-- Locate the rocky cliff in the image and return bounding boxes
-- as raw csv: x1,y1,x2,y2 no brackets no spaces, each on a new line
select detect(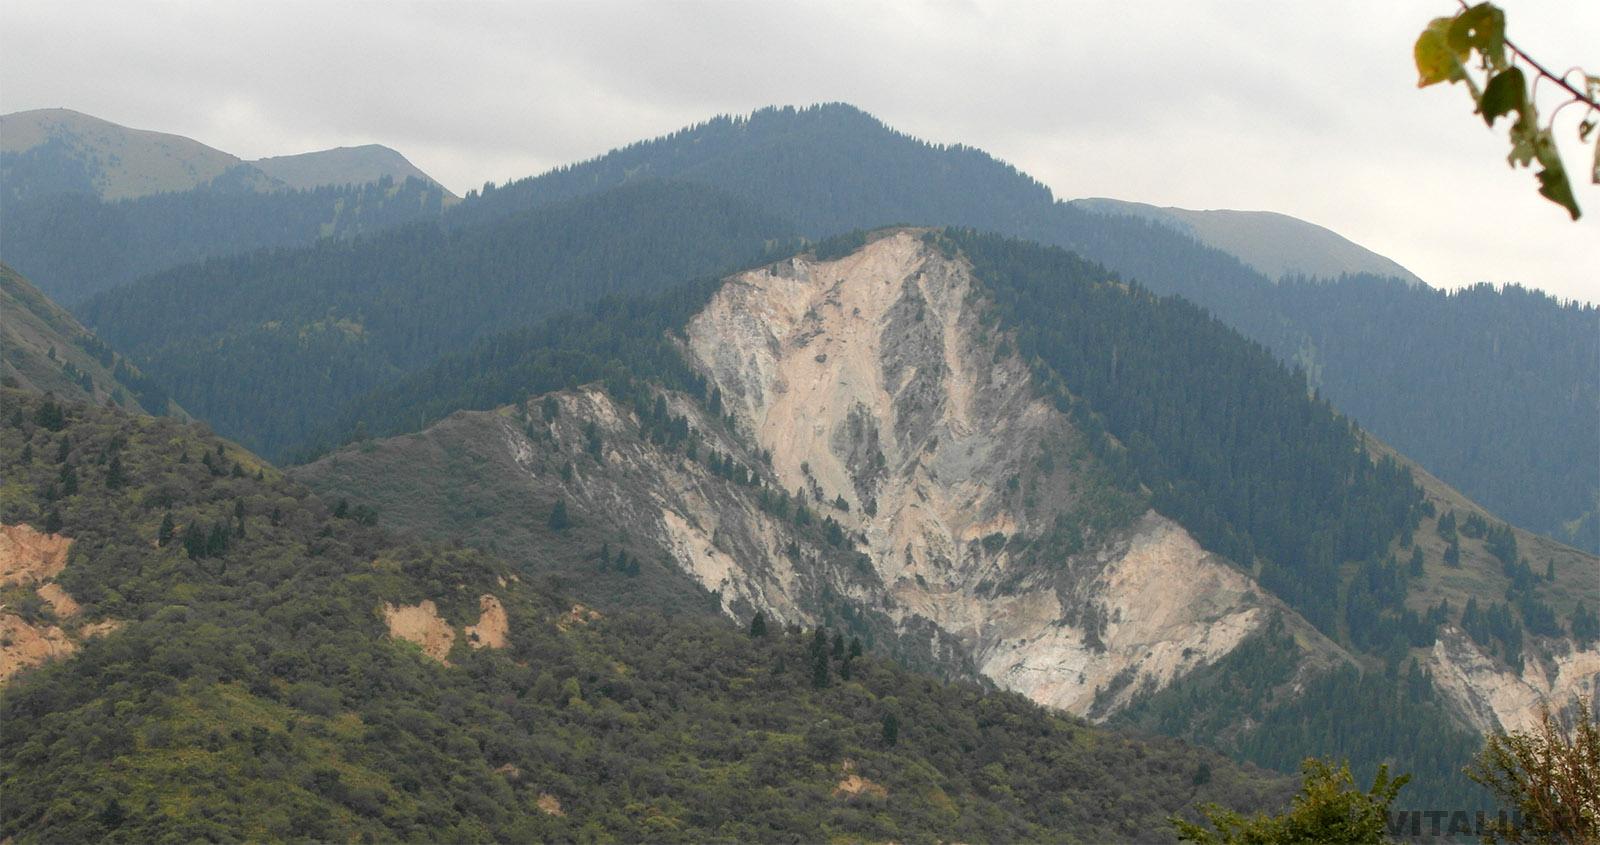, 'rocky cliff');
678,230,1345,717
